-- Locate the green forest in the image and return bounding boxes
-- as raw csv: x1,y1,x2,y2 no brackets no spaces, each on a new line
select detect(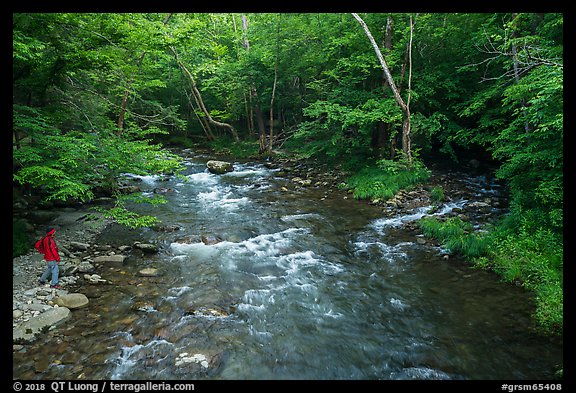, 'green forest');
12,13,563,335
